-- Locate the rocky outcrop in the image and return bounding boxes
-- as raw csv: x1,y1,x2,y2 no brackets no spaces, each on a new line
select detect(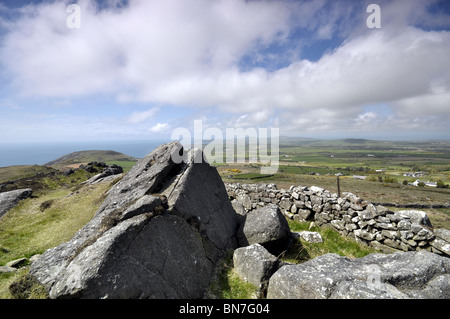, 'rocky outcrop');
226,183,448,257
20,149,449,299
79,162,124,184
0,188,32,219
233,244,284,297
237,204,291,255
267,251,450,299
28,142,238,299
